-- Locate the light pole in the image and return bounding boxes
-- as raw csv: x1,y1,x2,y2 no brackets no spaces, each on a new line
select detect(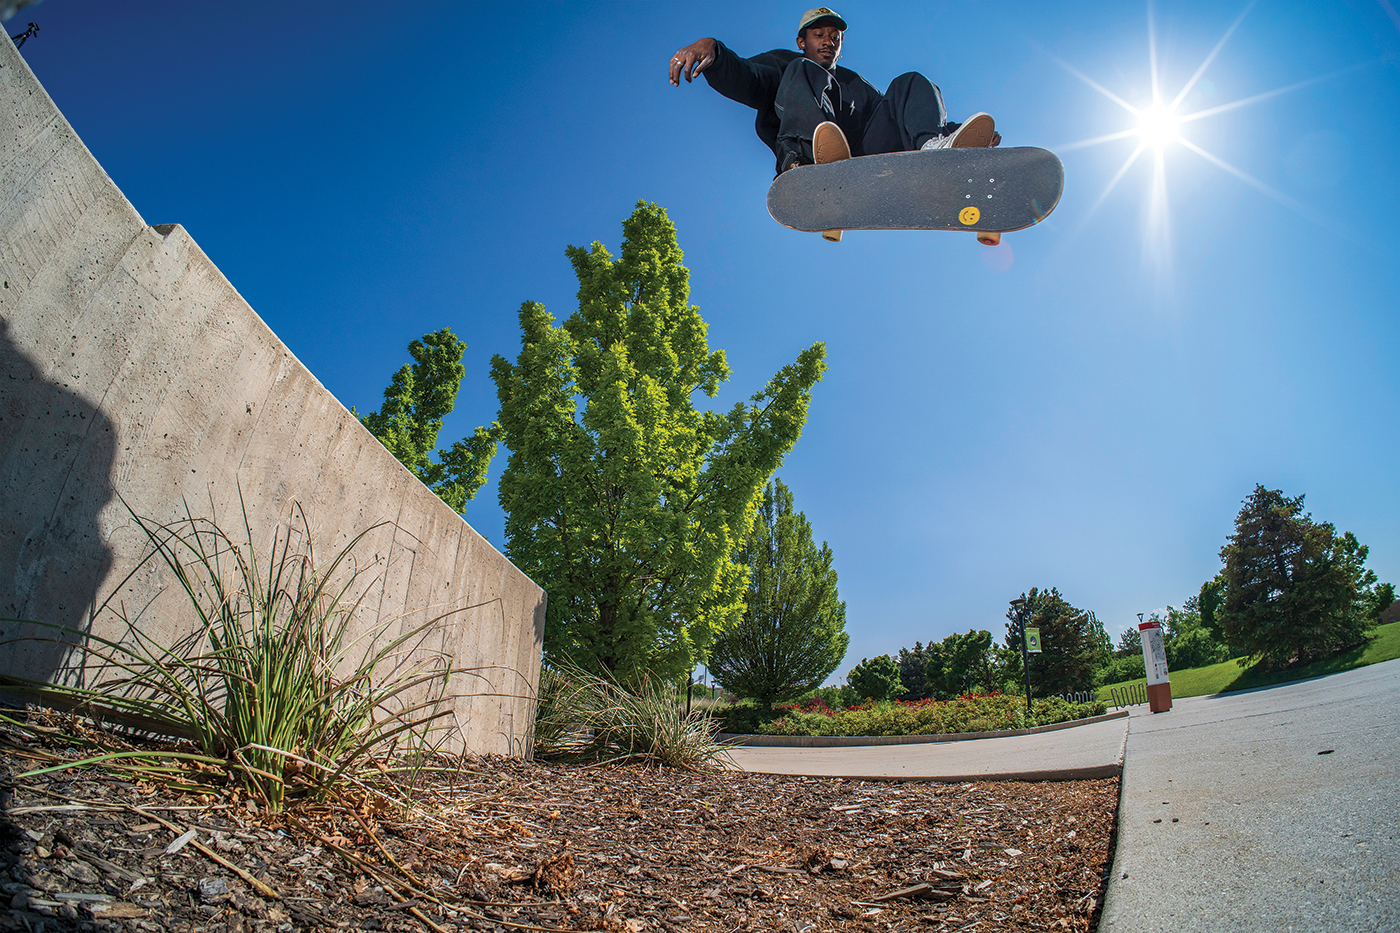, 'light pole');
1010,597,1031,719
